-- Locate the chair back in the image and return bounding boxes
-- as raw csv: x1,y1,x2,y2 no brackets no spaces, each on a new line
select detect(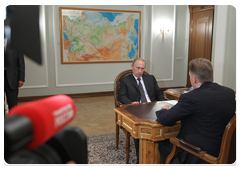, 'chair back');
113,69,149,108
166,114,236,164
218,114,236,164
